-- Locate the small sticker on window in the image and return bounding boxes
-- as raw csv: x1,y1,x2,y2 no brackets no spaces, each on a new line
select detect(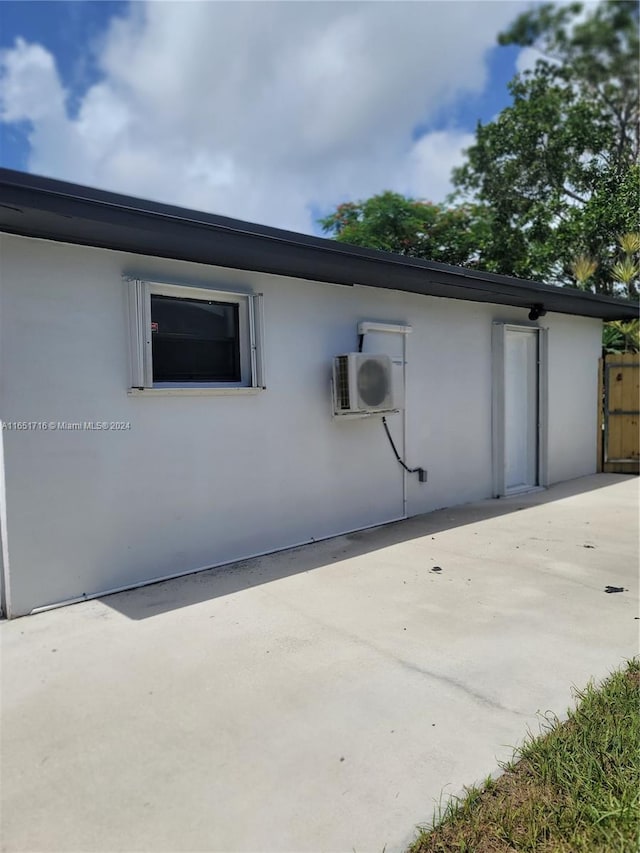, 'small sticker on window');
151,322,159,332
